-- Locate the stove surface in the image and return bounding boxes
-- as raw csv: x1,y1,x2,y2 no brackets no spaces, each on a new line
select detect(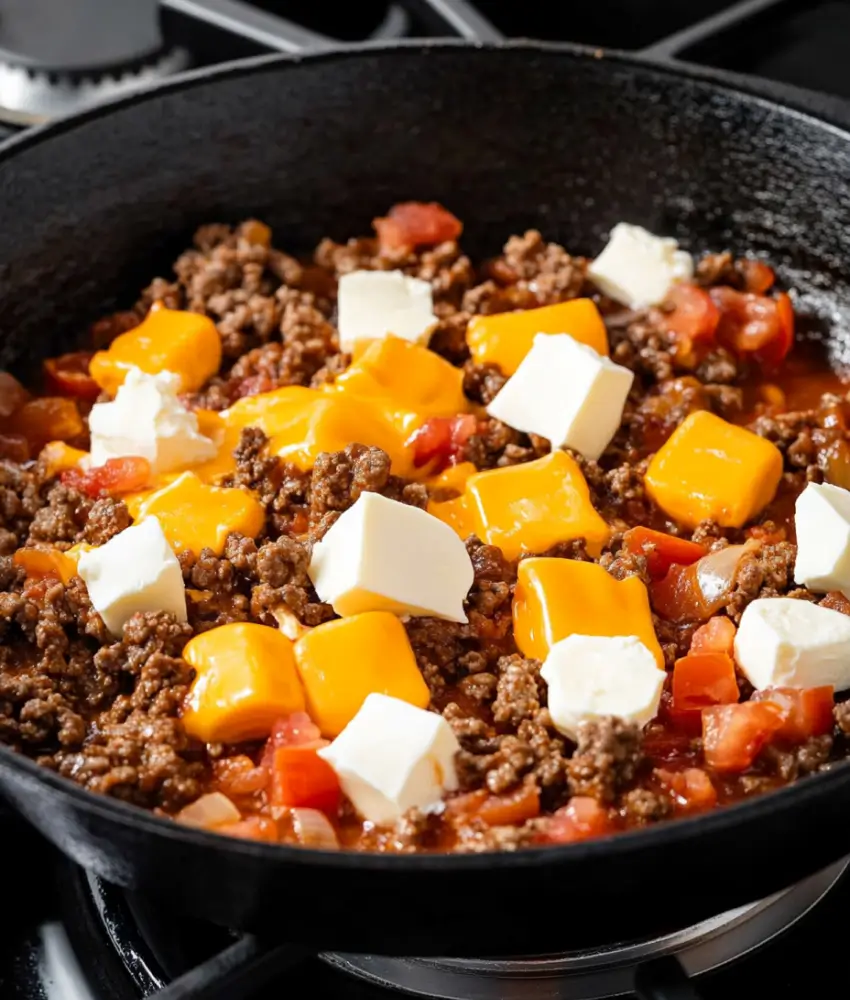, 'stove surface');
2,1,850,998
